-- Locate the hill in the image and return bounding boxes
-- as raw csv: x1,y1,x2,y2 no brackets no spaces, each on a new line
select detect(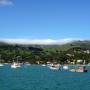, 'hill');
0,40,90,51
